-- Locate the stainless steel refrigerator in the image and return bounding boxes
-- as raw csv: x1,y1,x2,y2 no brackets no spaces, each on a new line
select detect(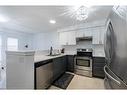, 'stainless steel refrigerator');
104,6,127,89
